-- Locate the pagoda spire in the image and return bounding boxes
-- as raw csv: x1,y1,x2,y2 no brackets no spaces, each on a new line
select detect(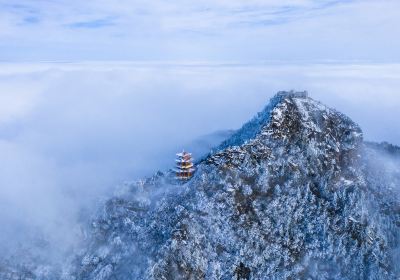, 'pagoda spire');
175,150,195,180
